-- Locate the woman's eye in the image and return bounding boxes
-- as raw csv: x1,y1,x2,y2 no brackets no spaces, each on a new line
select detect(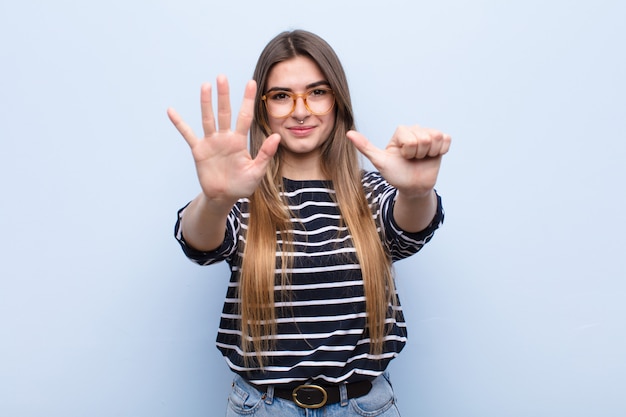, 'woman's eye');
310,89,328,97
270,92,290,101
